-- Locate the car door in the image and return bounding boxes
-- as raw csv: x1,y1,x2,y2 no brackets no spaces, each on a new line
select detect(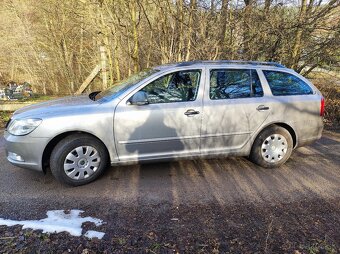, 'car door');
201,68,270,154
114,69,204,162
260,69,322,141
